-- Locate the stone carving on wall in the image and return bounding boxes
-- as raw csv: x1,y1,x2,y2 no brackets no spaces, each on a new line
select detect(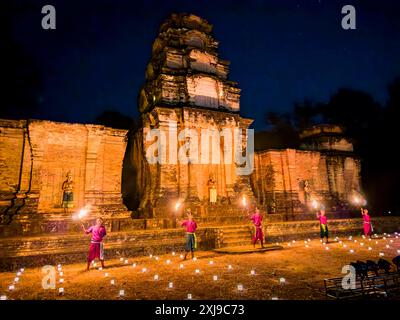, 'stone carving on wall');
61,172,74,212
208,176,217,204
303,179,311,202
